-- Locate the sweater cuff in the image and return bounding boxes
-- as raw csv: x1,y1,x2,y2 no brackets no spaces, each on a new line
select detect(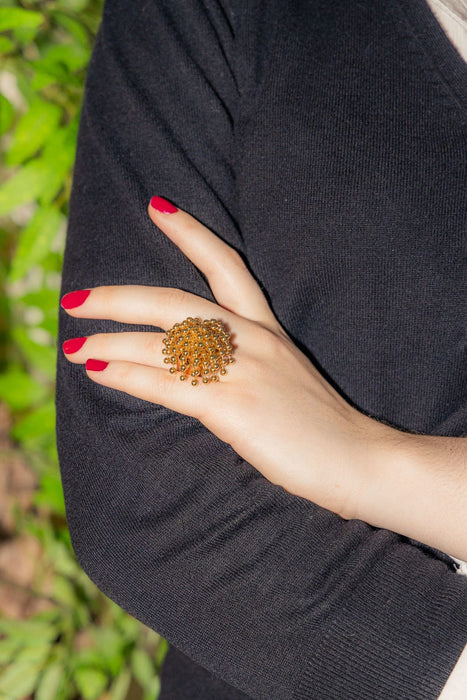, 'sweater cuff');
294,541,467,700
